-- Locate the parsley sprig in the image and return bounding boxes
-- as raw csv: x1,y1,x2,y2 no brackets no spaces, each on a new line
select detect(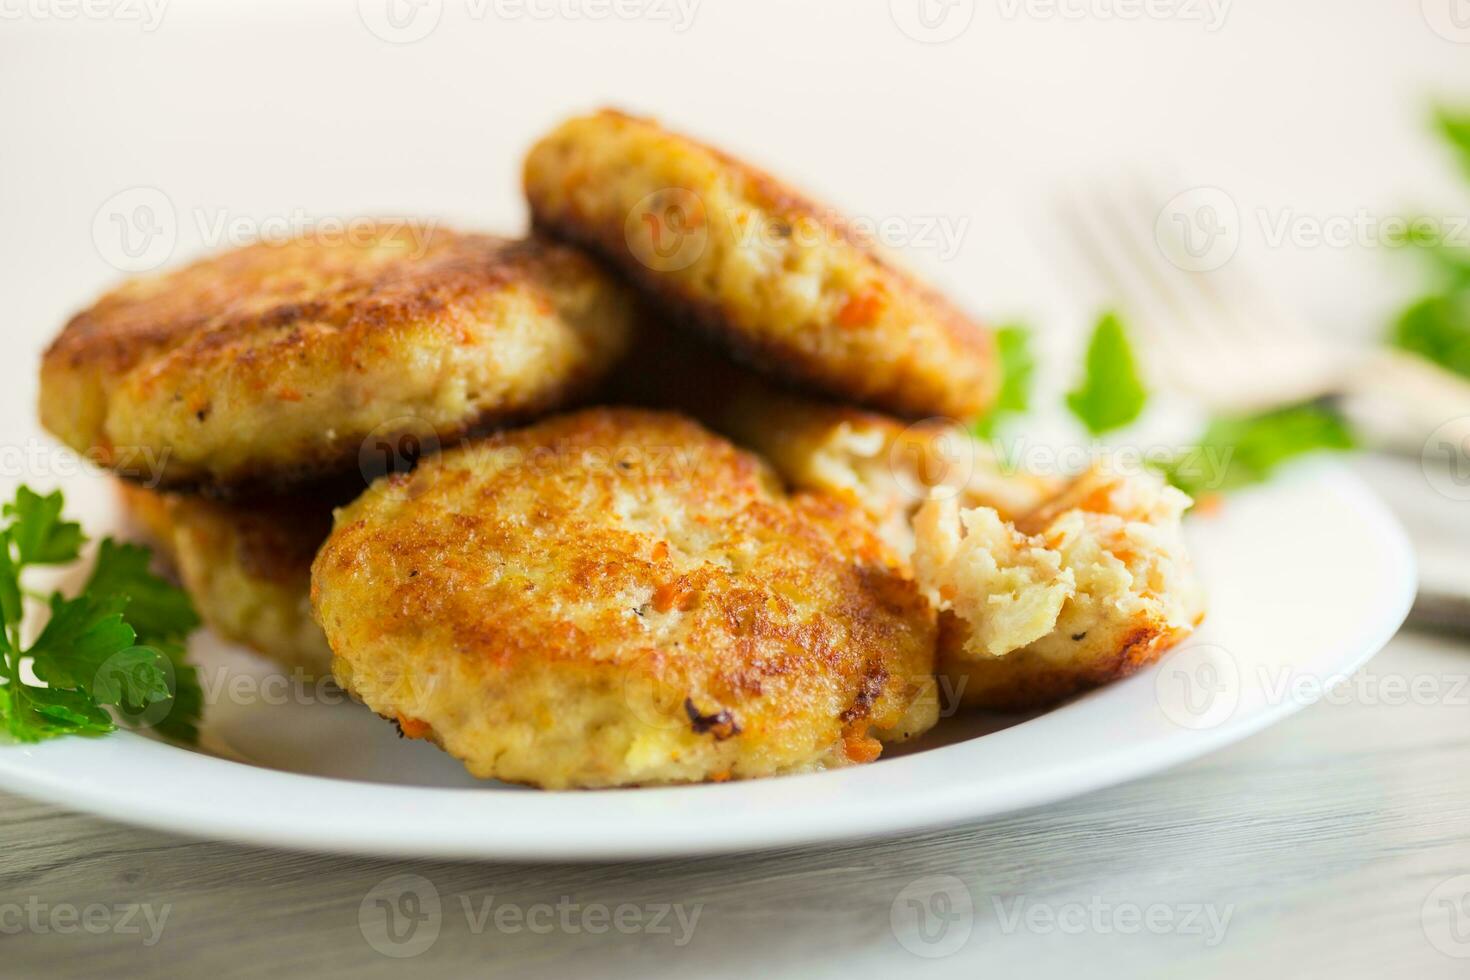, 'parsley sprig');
0,487,200,744
983,307,1351,497
1386,105,1470,380
974,324,1036,438
1066,311,1149,436
1161,401,1357,497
